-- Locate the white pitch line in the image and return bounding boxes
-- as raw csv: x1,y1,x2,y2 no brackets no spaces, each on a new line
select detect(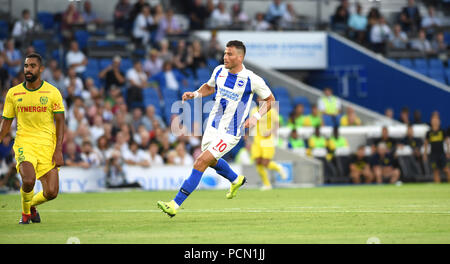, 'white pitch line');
1,209,450,215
